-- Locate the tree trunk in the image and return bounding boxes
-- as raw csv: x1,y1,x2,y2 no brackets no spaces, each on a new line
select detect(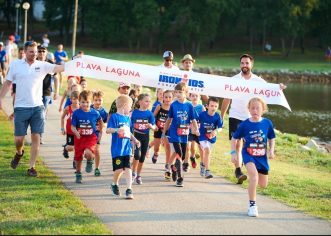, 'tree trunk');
285,36,296,58
181,41,185,54
80,5,85,37
195,41,201,56
300,36,305,54
136,38,140,52
281,37,286,57
262,20,266,52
